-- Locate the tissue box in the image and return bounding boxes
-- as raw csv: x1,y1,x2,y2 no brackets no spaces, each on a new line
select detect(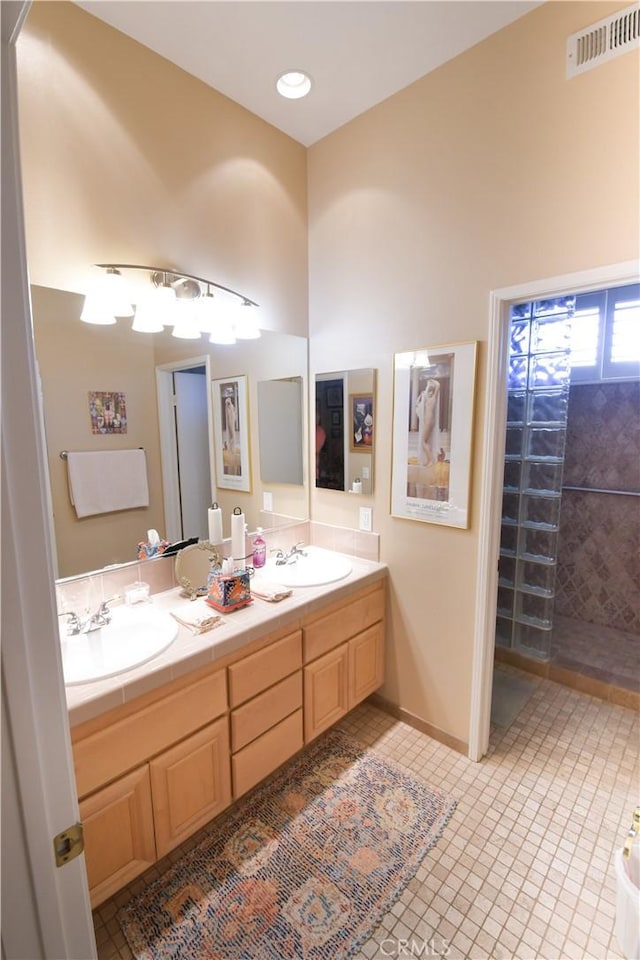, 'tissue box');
205,569,252,612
